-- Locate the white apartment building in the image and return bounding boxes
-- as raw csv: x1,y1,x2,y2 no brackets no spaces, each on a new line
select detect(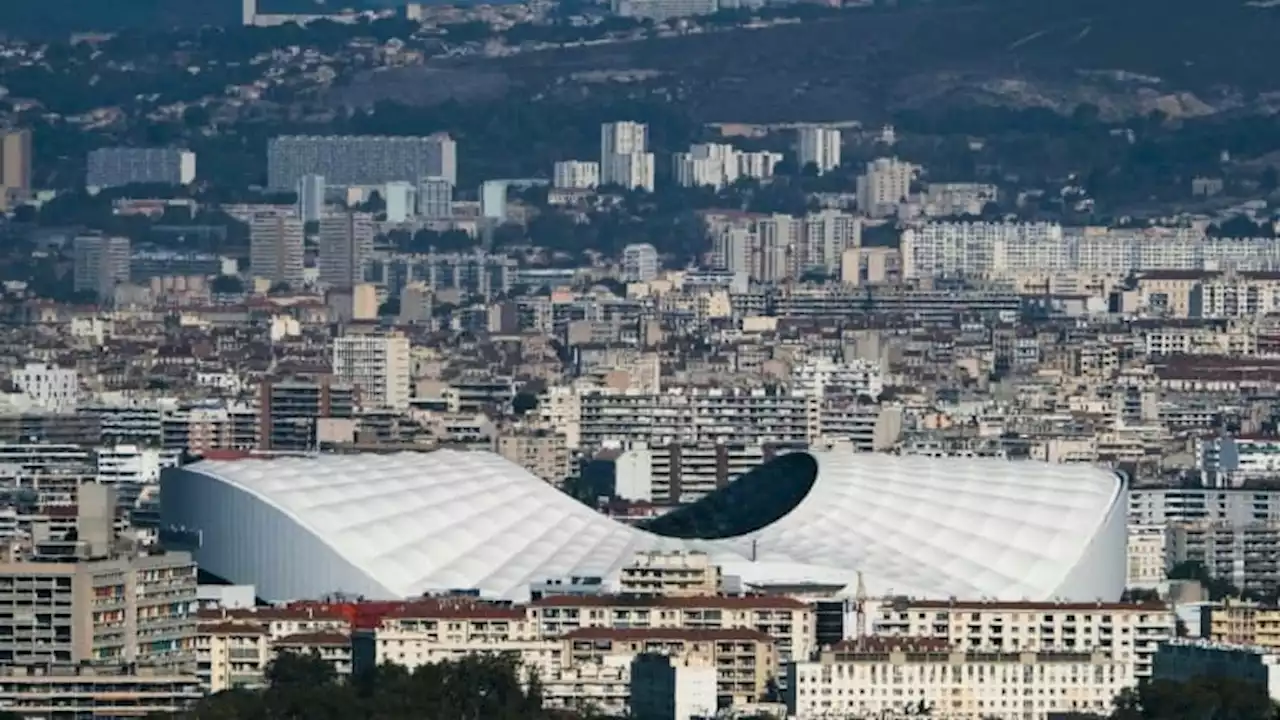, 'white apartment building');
1126,525,1173,590
249,214,305,288
604,151,655,192
96,444,181,507
788,636,1131,720
867,599,1176,680
553,160,600,190
383,181,414,223
790,358,883,400
602,121,648,158
416,176,453,219
738,150,784,180
575,386,819,450
903,224,1280,279
855,157,916,218
296,174,325,223
900,222,1066,278
622,243,660,283
601,122,654,191
754,213,802,283
673,143,740,190
86,147,196,189
11,362,79,413
797,126,841,174
332,333,411,411
801,210,861,275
